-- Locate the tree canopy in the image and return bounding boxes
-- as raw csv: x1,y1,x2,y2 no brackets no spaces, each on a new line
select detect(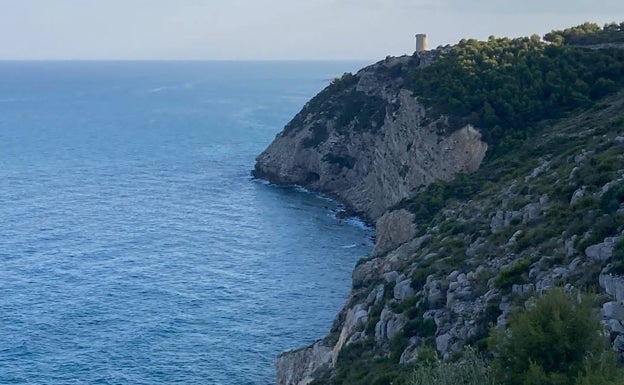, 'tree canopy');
544,22,624,46
409,24,624,155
